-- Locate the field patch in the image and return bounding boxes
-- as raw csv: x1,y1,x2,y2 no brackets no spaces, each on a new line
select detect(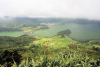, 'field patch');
24,46,30,48
33,36,76,49
80,44,93,48
85,46,93,48
33,41,39,44
49,43,56,47
48,38,52,41
93,45,100,48
53,44,61,48
57,42,62,44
